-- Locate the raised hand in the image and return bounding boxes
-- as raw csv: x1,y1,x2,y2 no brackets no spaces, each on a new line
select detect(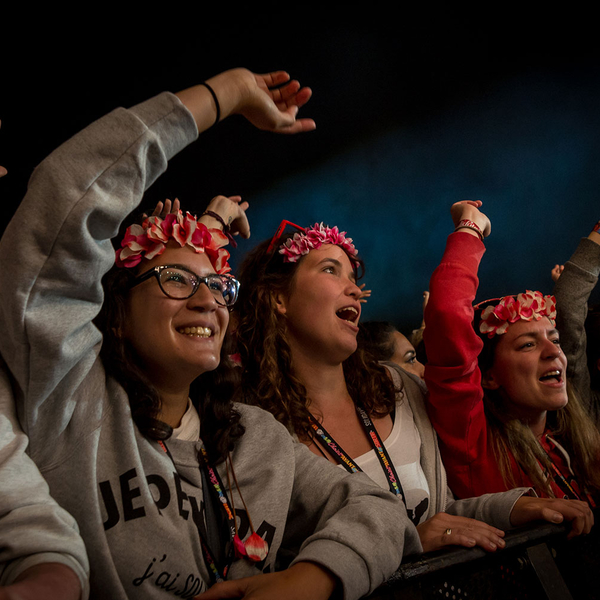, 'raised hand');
416,512,506,553
358,283,371,304
200,195,251,239
147,198,181,219
450,200,491,239
236,70,316,134
551,264,564,282
177,69,316,136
